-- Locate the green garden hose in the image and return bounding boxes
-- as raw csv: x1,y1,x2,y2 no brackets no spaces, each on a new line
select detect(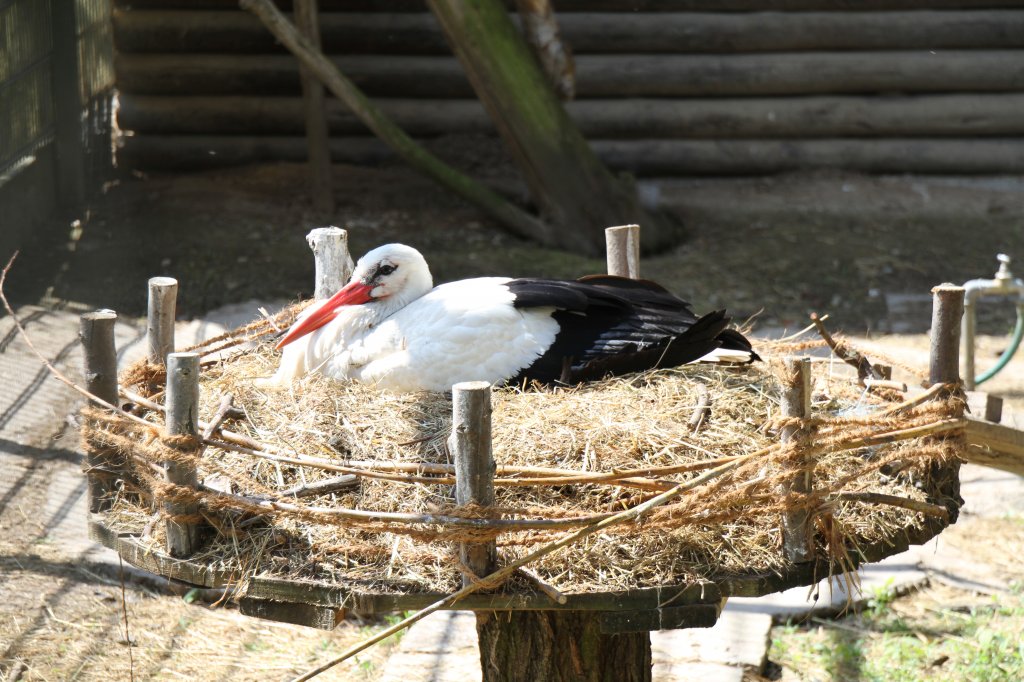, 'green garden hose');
974,303,1024,386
